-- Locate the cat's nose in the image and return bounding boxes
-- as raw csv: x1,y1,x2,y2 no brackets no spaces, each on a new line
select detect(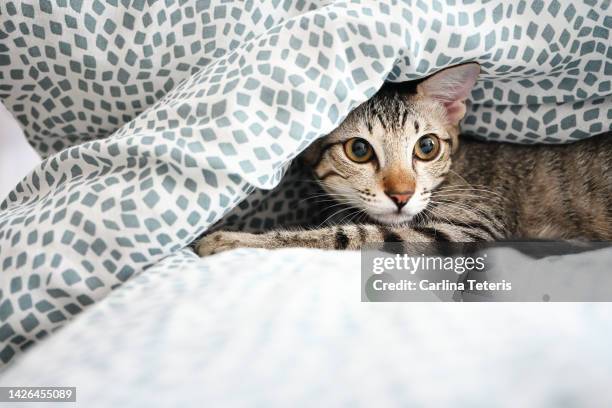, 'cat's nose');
385,191,413,210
